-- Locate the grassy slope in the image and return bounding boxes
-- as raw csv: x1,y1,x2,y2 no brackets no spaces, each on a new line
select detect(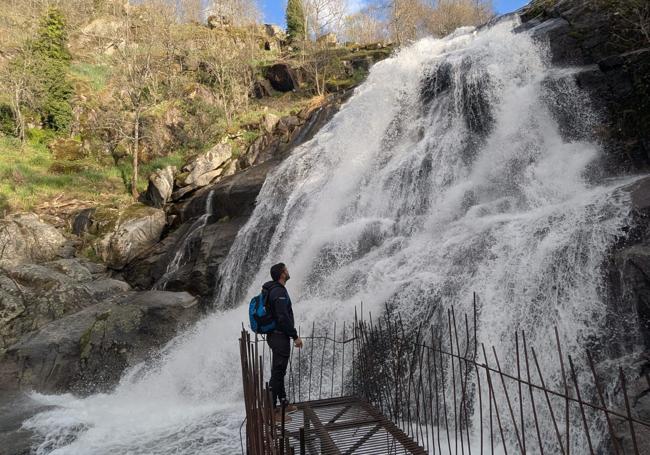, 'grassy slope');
0,28,392,215
0,73,316,214
0,135,129,213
